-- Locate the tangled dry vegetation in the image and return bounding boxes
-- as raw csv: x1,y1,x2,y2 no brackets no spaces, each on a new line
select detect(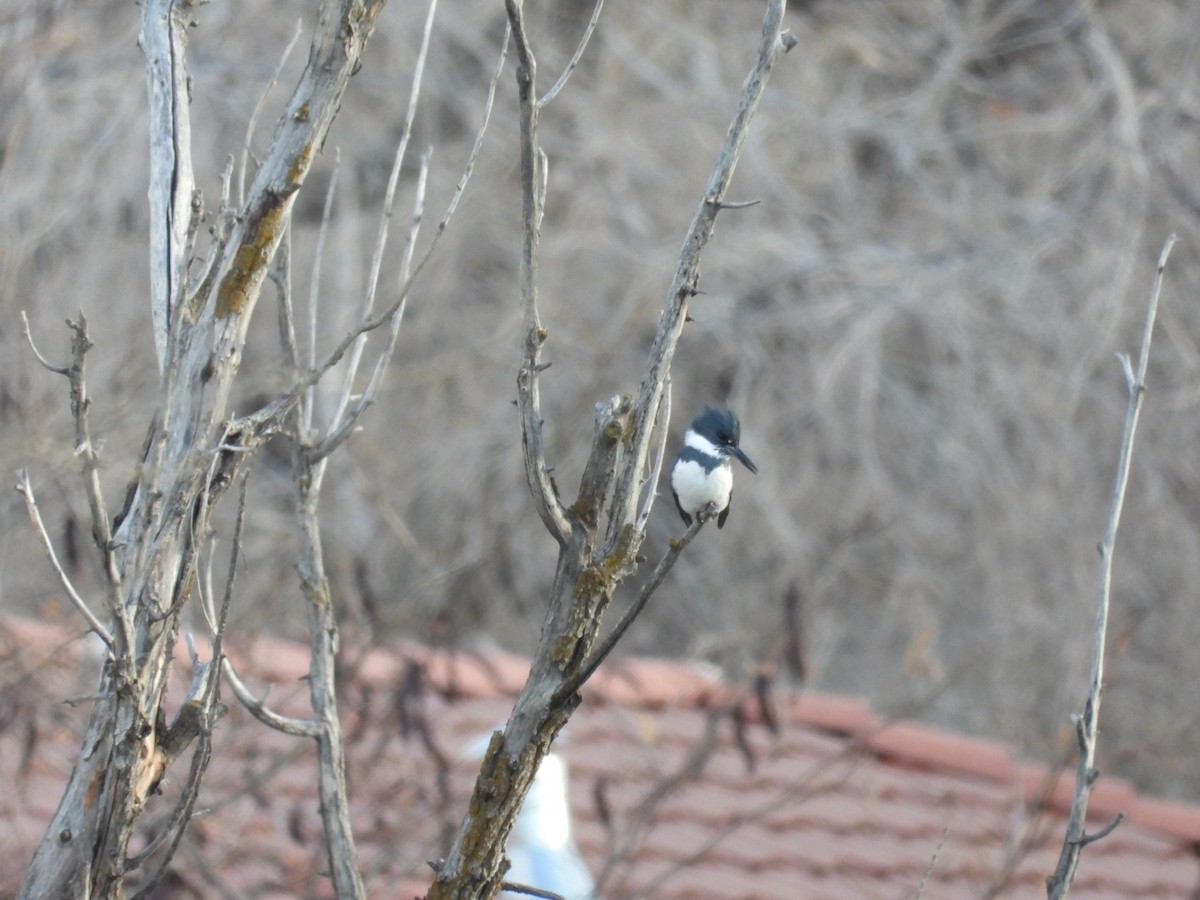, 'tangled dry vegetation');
3,0,1200,803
